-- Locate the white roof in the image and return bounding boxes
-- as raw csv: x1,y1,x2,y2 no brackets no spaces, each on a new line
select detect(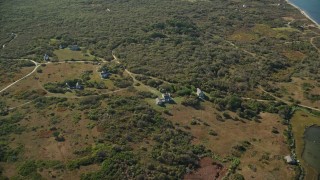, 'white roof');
284,155,293,162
